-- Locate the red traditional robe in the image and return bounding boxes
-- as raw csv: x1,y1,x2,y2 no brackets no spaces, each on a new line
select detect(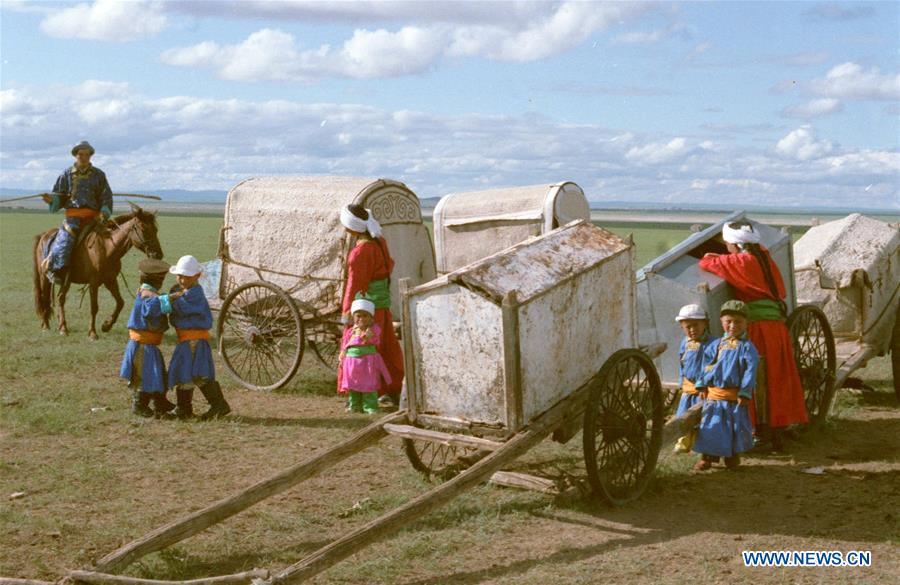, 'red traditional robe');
338,236,404,396
699,249,808,428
